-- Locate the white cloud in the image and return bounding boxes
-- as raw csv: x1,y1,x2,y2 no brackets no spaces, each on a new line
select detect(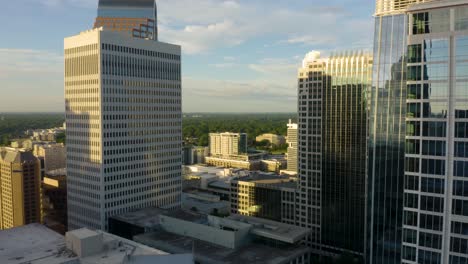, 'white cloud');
183,77,297,112
248,58,298,76
285,35,337,46
157,0,373,54
0,49,63,75
31,0,96,8
0,49,64,112
210,63,236,69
